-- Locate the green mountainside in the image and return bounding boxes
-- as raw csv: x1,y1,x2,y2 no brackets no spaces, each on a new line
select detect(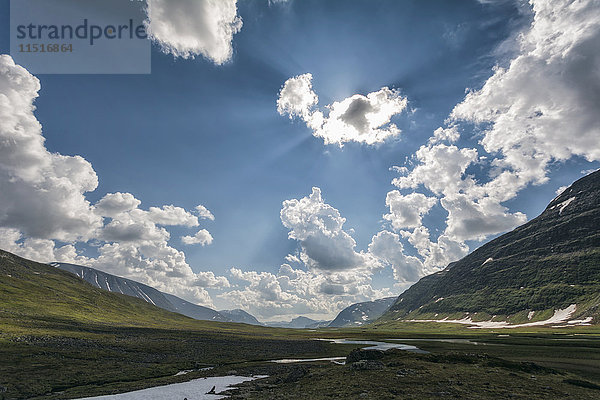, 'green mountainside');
0,249,211,330
379,170,600,325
